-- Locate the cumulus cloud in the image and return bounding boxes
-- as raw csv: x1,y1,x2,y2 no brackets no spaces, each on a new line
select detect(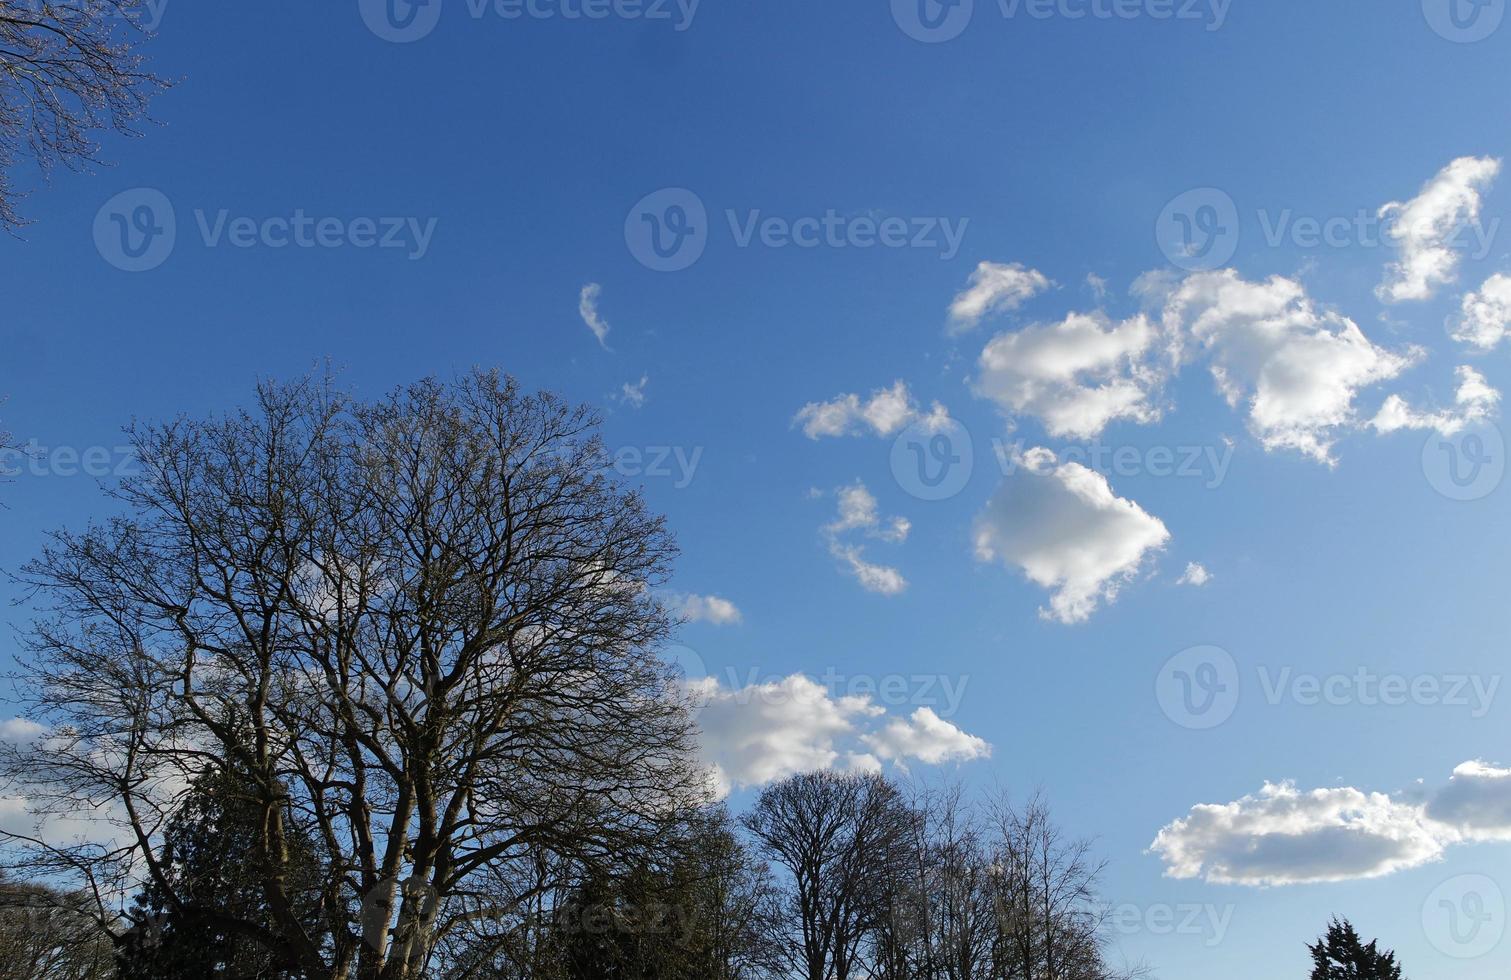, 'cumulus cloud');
1150,782,1445,887
1451,272,1511,351
1371,365,1500,436
822,482,910,596
974,447,1169,624
1176,562,1212,587
691,675,990,796
579,282,612,348
673,593,743,626
0,718,46,744
1426,761,1511,842
1377,156,1501,303
1155,269,1416,463
974,311,1166,438
949,261,1053,332
794,380,947,440
1154,761,1511,887
863,707,992,766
